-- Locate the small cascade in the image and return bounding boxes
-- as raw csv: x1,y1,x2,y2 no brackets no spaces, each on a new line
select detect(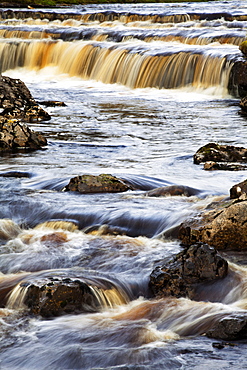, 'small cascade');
0,39,236,92
4,270,132,316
